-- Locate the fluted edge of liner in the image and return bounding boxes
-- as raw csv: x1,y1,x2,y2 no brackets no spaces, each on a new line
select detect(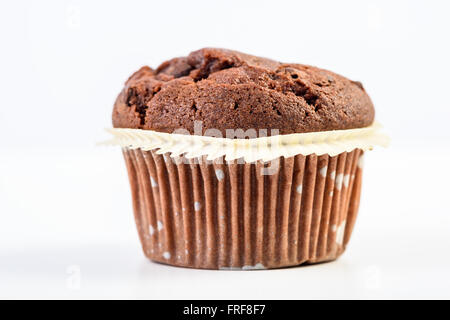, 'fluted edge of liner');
105,122,388,161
